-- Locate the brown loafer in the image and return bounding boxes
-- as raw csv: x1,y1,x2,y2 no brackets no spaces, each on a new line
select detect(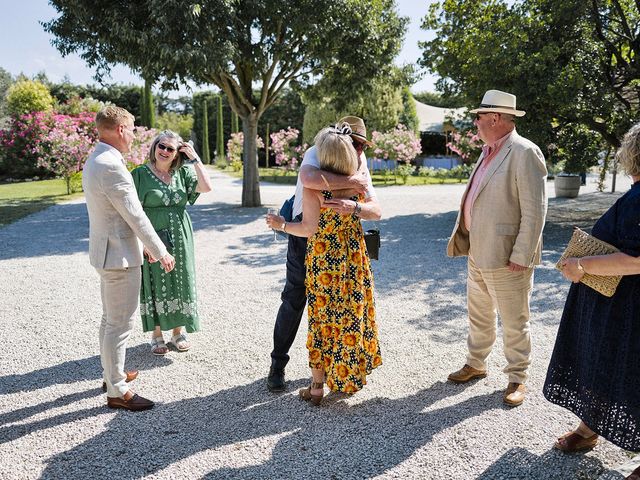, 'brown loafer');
107,393,154,411
503,382,526,407
554,431,598,452
102,370,139,392
626,465,640,479
448,364,487,383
